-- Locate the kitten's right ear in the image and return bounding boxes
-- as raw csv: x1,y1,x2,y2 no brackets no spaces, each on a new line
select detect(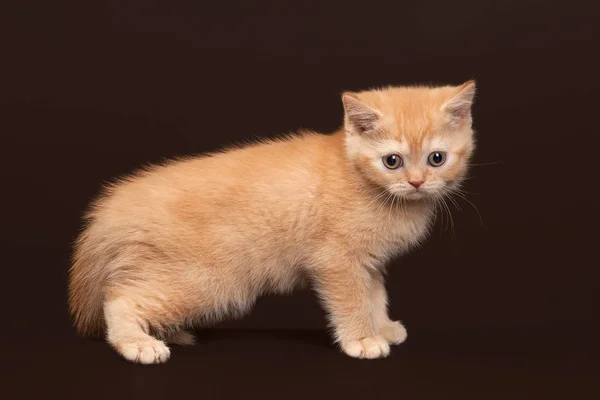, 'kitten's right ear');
342,93,383,135
441,80,476,128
